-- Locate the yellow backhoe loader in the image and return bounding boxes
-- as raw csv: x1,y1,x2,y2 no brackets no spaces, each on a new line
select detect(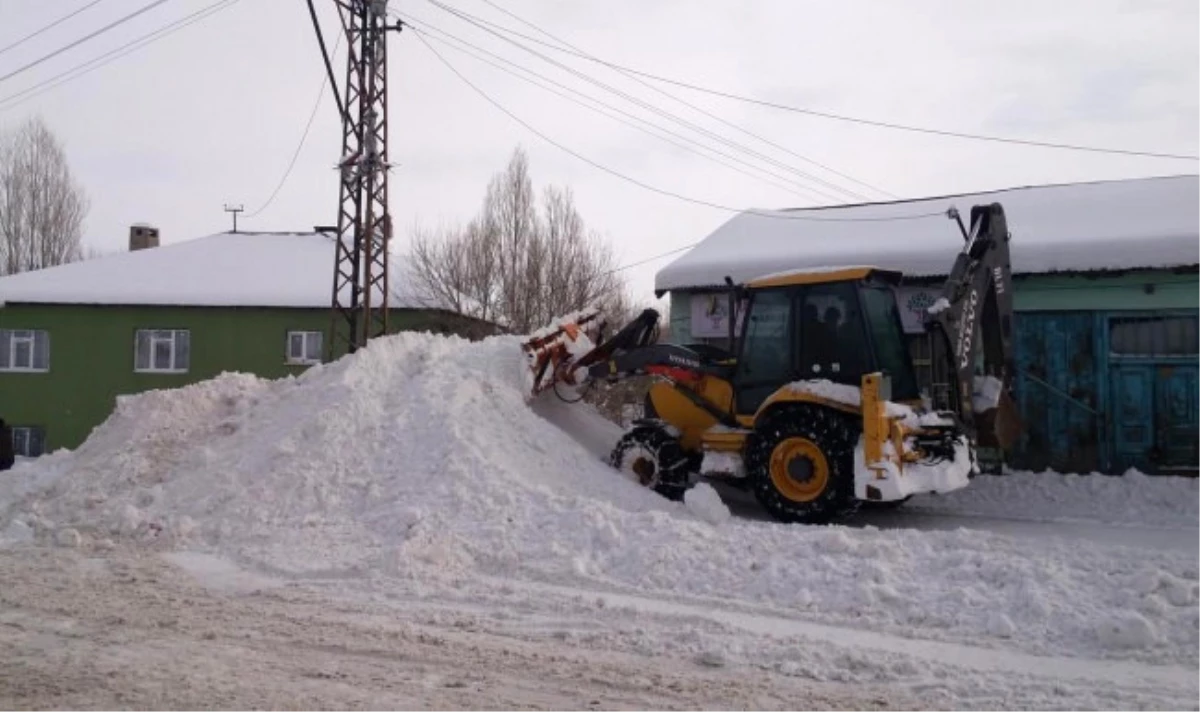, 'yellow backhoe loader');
521,203,1021,523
